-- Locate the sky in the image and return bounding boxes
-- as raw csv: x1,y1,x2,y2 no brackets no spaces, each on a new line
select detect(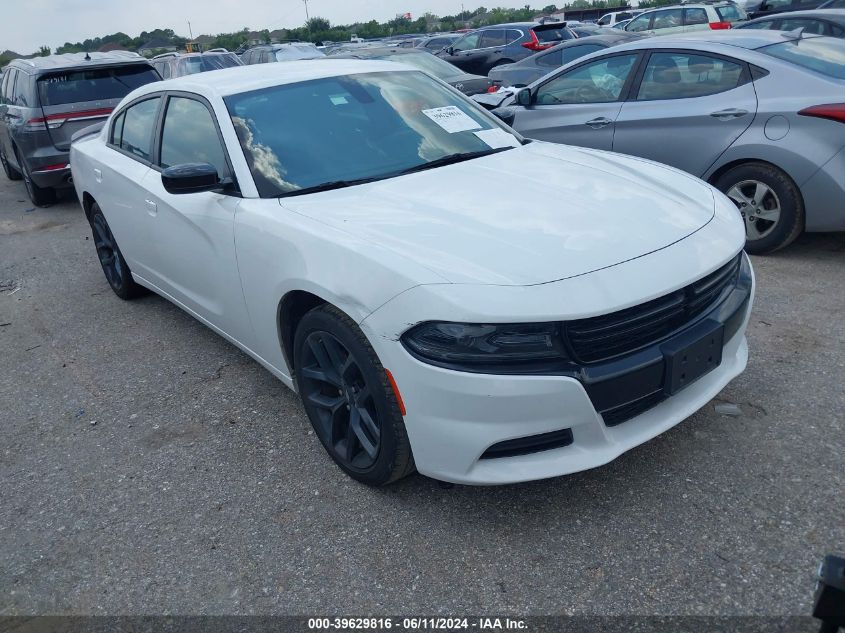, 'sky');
1,0,540,54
